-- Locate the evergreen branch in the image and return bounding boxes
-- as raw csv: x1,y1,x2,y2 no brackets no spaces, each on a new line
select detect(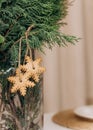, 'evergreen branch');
5,15,22,37
3,110,22,130
14,25,34,45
